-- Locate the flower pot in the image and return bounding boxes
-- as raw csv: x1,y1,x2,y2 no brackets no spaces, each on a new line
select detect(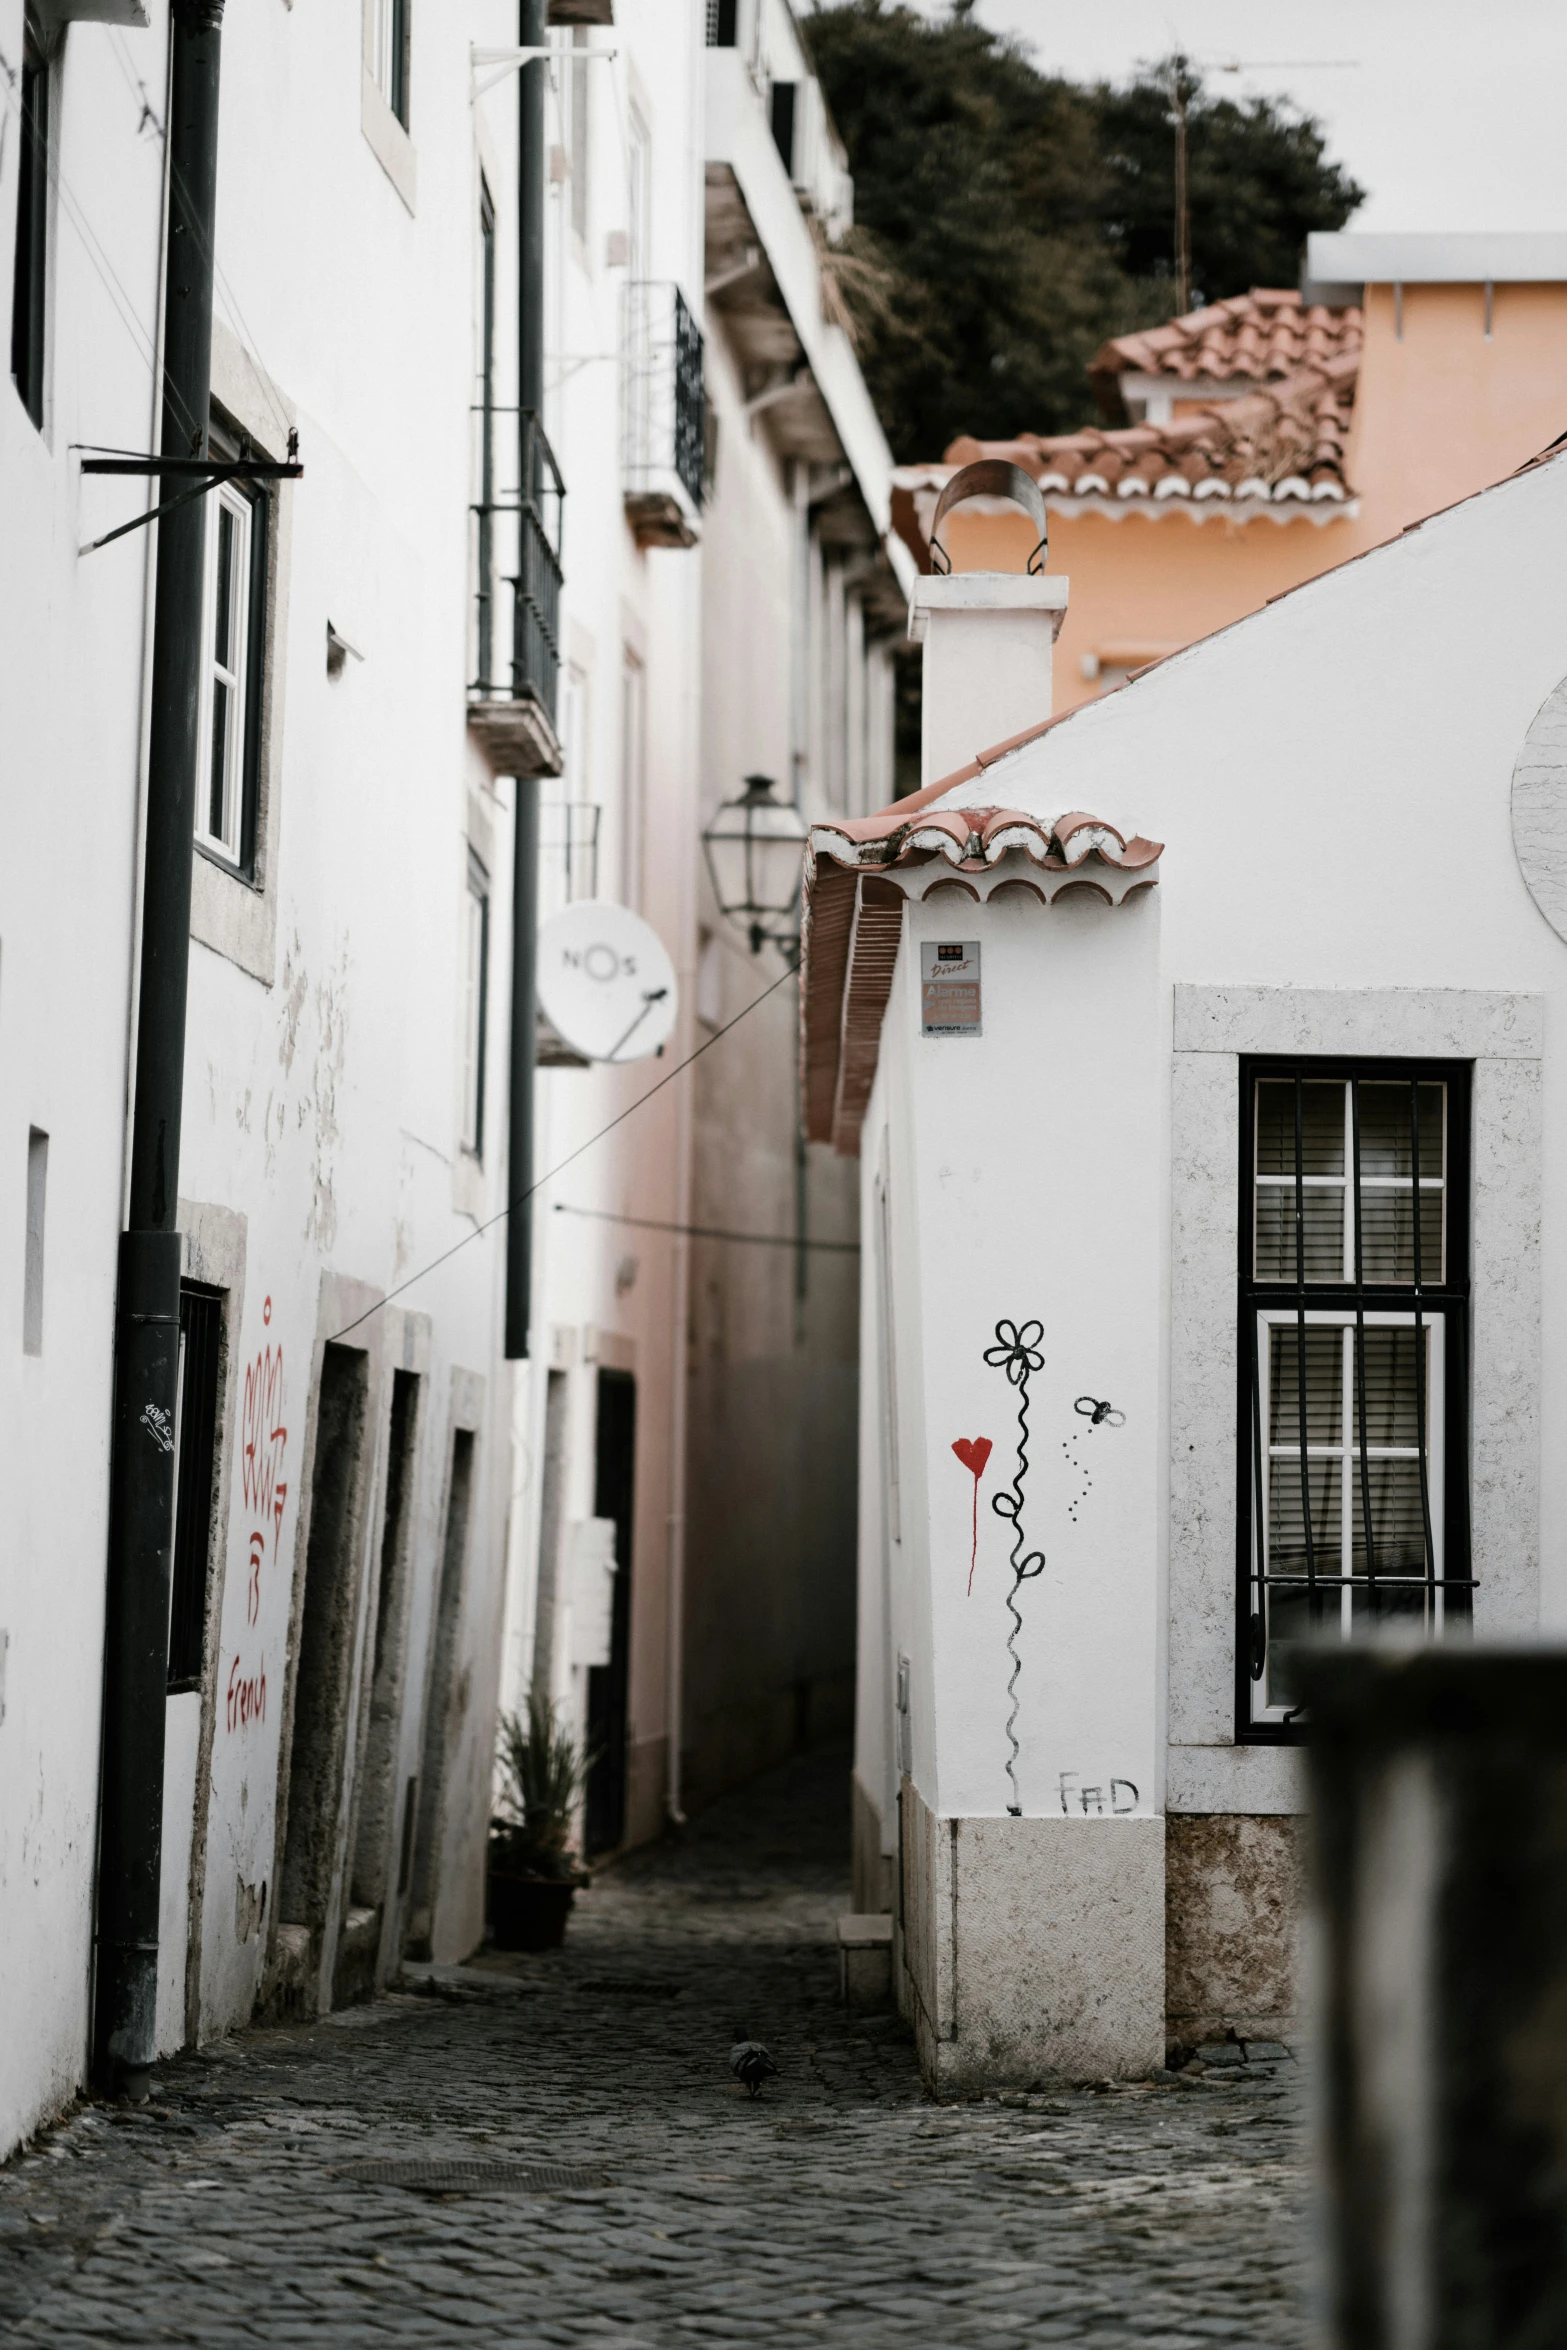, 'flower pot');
488,1868,577,1952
